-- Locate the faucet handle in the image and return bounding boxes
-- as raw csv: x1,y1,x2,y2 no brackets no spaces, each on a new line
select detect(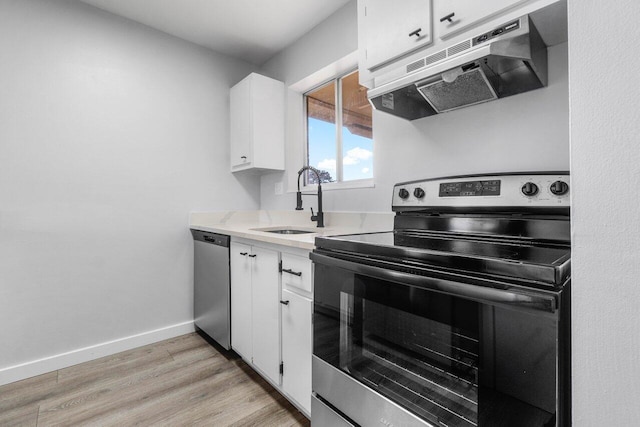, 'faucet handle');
310,207,317,221
295,191,303,210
